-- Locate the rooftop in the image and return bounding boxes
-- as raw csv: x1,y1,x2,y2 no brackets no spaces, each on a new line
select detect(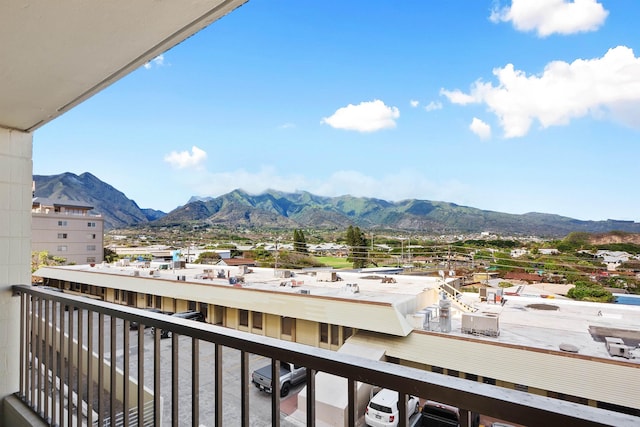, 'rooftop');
35,261,640,363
